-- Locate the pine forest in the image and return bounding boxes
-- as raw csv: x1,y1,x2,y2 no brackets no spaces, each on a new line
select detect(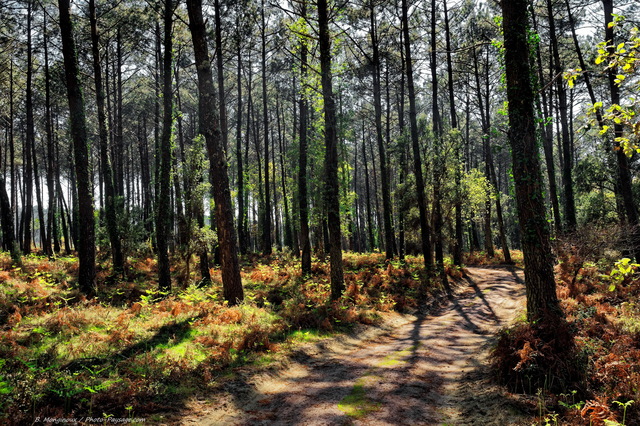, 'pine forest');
0,0,640,424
